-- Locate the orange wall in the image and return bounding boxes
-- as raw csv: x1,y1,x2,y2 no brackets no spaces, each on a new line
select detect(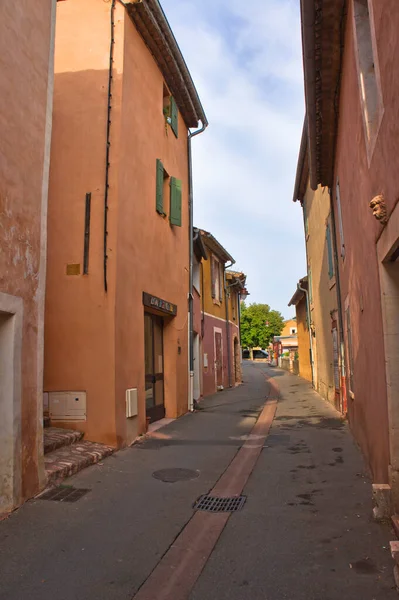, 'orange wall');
281,319,297,337
114,14,190,443
45,0,192,446
0,0,55,505
45,0,124,446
